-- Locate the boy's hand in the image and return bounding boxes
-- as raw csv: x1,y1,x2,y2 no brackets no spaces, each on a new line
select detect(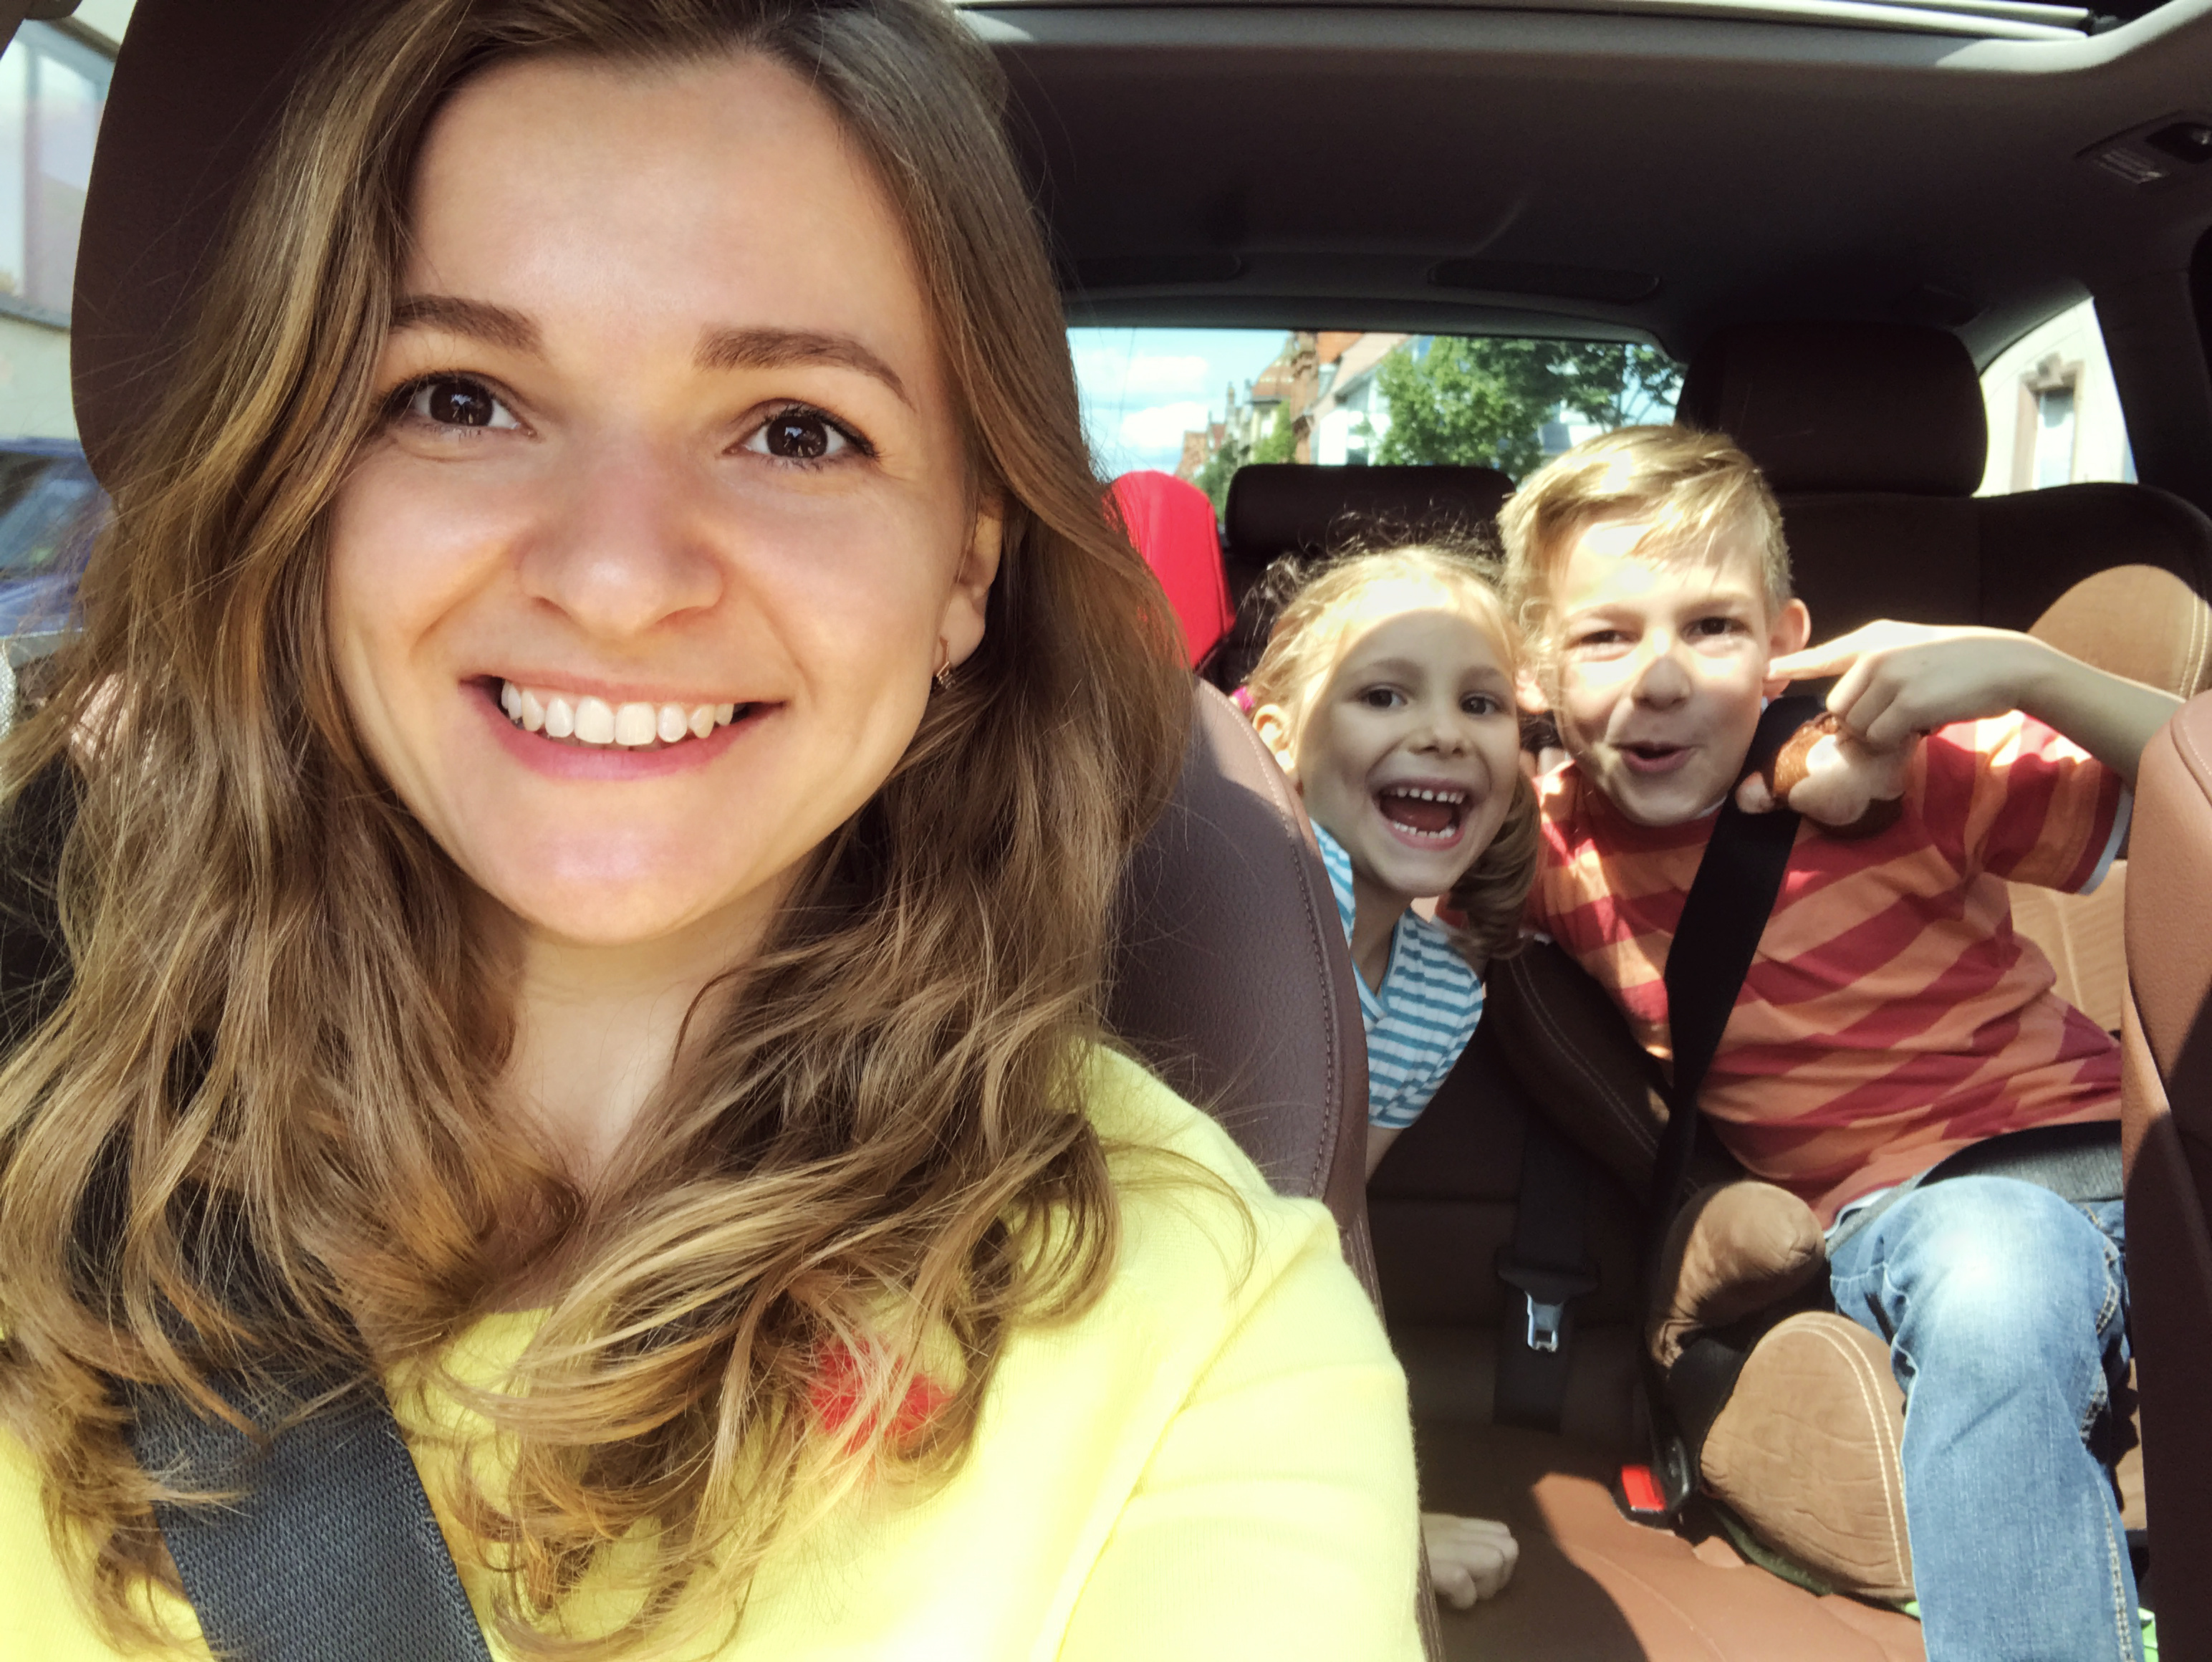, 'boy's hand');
1766,621,2046,748
1735,715,1908,830
1422,1512,1519,1608
1768,619,2184,789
